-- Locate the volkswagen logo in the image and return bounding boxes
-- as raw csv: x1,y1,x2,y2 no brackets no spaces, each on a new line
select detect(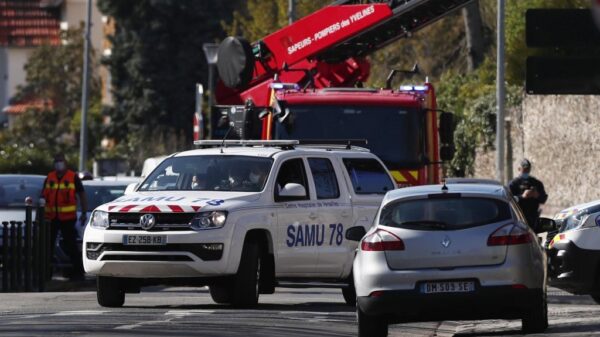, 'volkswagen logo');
139,214,156,230
441,235,451,248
